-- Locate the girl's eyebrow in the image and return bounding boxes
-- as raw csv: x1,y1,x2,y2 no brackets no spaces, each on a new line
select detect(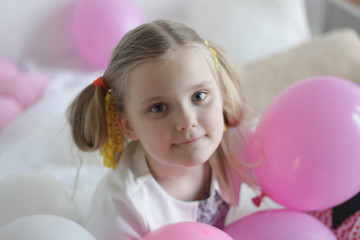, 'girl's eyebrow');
139,81,215,106
190,81,215,91
140,96,165,106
